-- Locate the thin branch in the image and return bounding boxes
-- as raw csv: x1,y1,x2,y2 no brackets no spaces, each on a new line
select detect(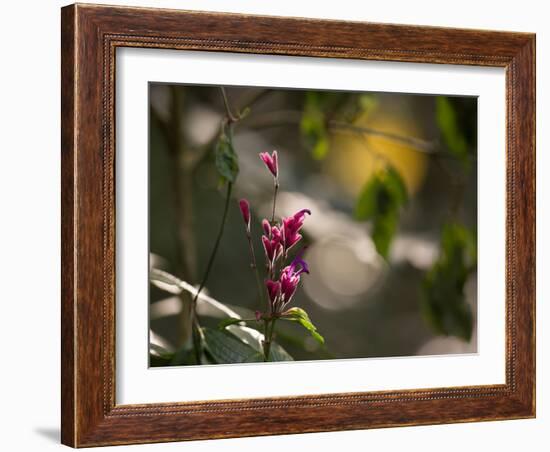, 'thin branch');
235,88,273,113
351,131,393,168
189,182,233,361
271,180,279,224
220,86,238,123
244,233,267,312
189,87,239,318
240,111,440,156
241,110,303,130
191,182,233,308
329,120,439,154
